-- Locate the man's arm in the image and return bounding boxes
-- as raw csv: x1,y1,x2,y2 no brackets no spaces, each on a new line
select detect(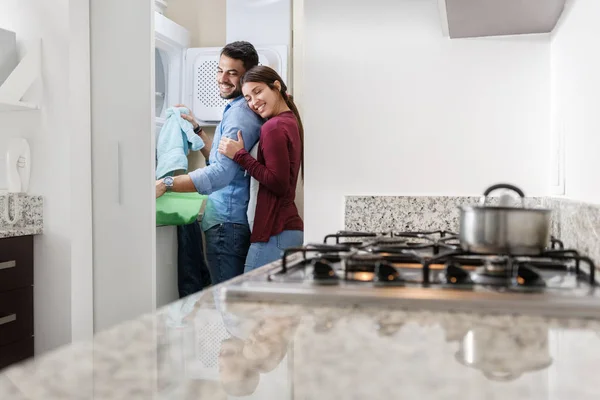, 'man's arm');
156,175,197,198
198,129,212,161
188,106,261,195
